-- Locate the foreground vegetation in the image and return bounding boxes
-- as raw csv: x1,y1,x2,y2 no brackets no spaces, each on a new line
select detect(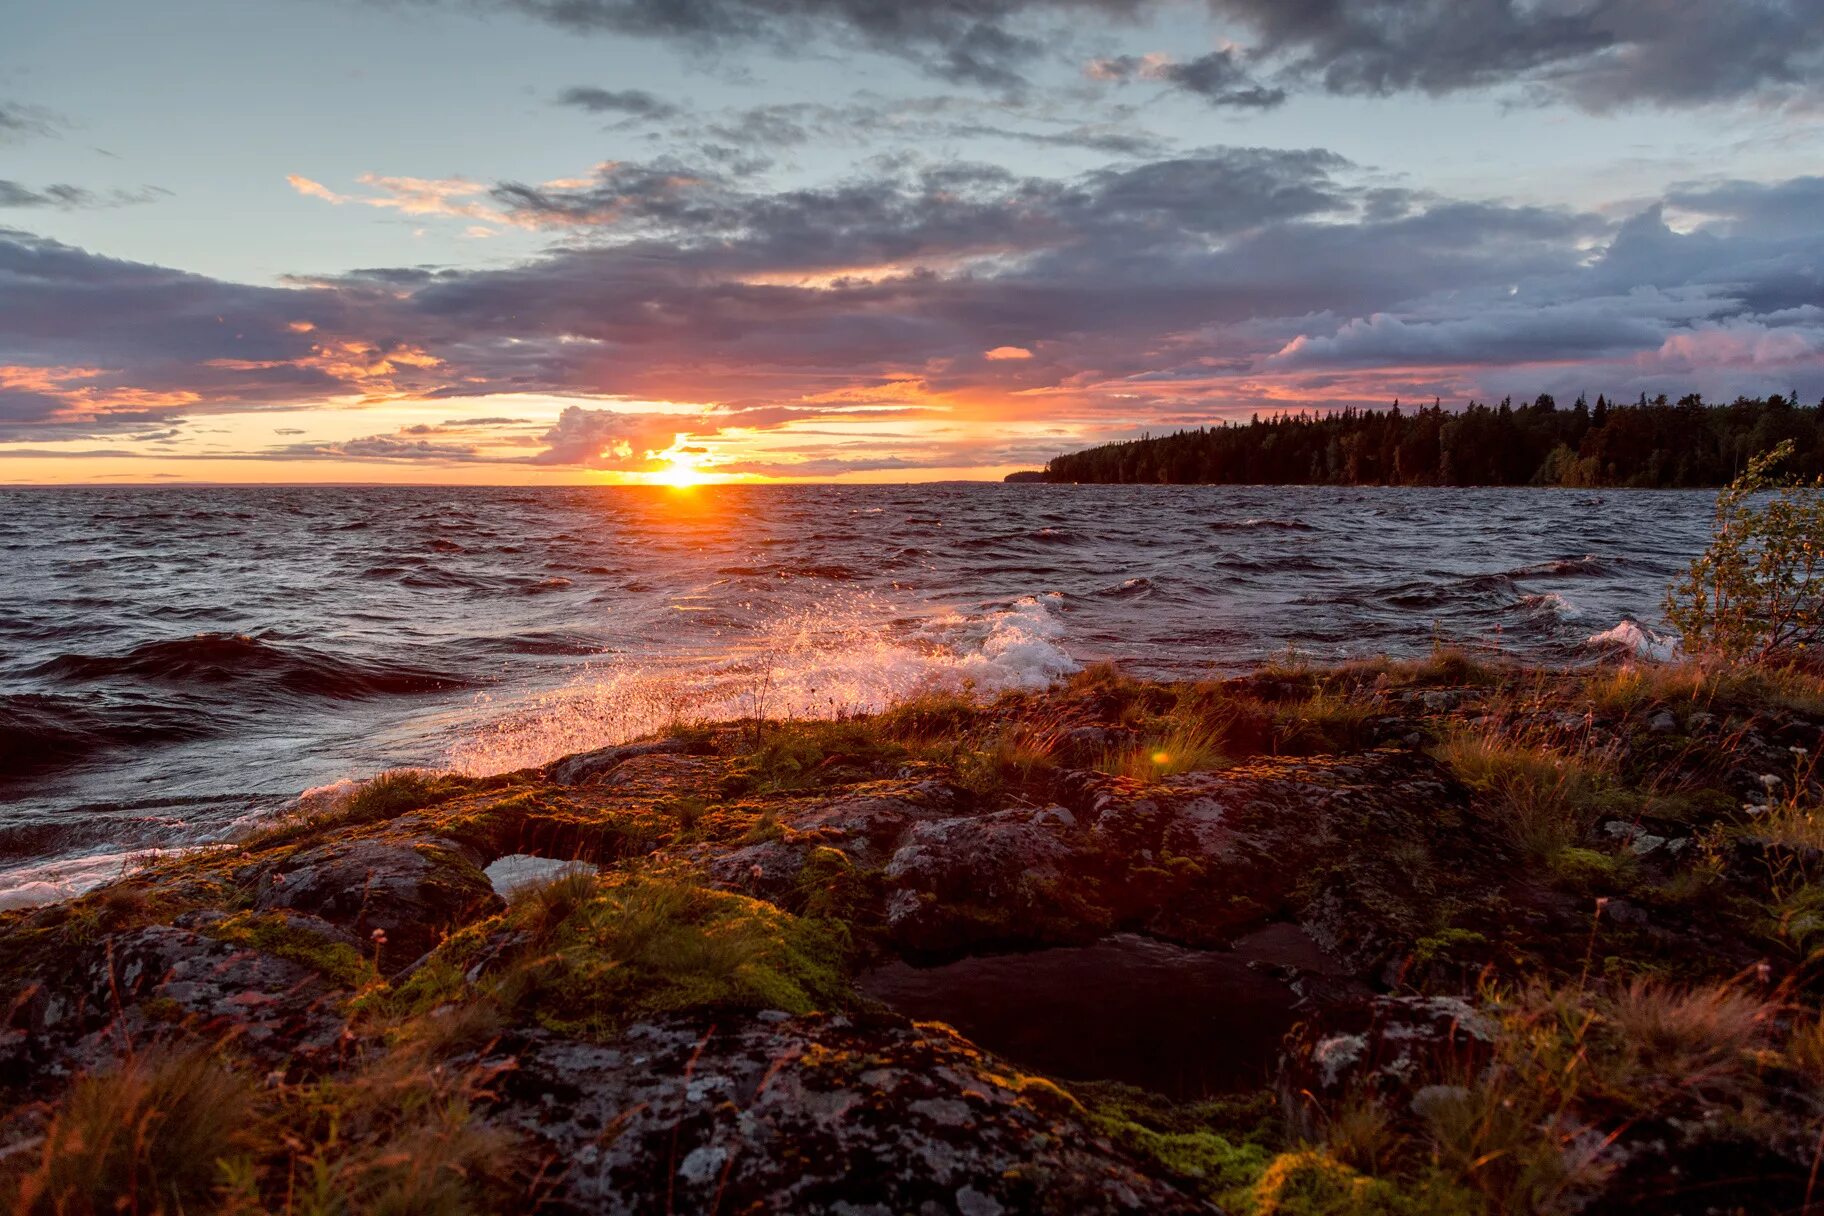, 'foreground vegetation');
1040,392,1824,486
4,646,1824,1213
